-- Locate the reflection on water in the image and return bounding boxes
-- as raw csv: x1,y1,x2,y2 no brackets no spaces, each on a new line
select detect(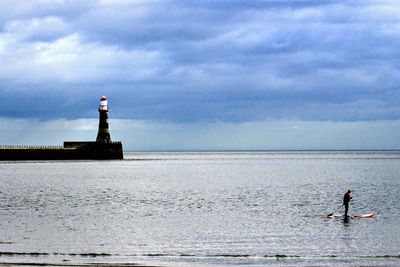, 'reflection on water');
0,151,399,266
